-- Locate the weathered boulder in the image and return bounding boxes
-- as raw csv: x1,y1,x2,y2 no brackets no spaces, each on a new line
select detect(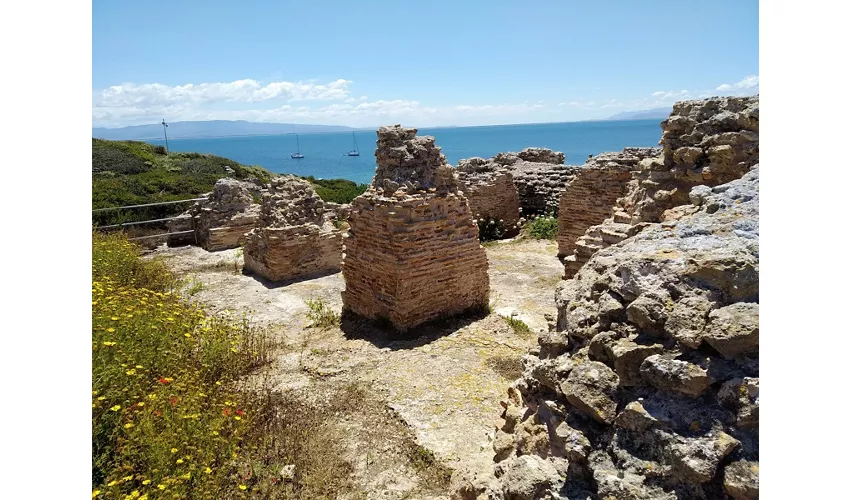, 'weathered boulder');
702,303,759,359
492,455,563,500
560,361,620,424
640,355,711,397
243,176,343,282
723,459,759,500
341,125,489,331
